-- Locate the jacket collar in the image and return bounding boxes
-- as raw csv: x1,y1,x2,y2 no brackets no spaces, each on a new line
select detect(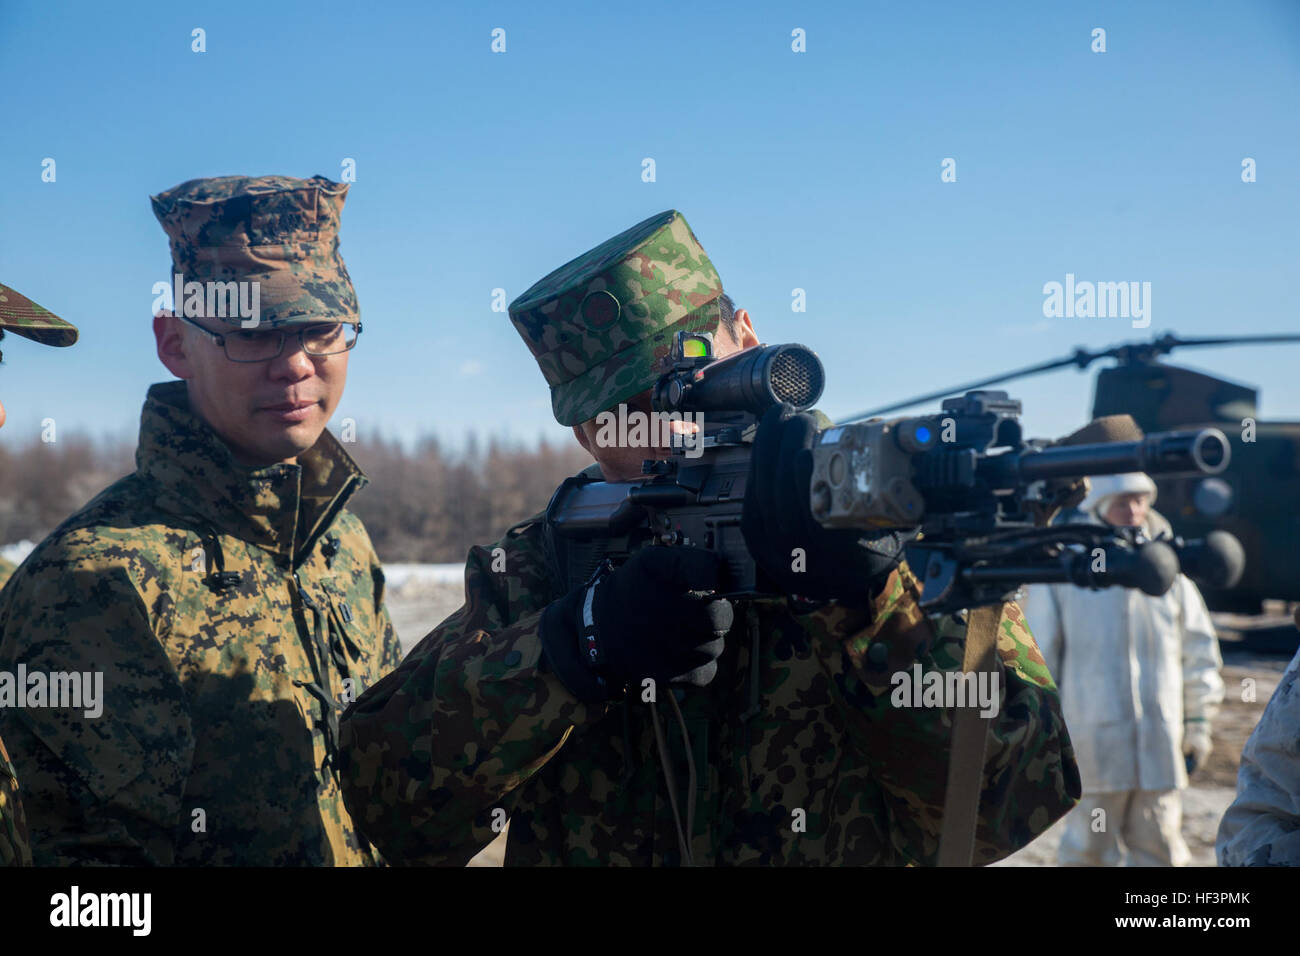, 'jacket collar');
135,381,367,564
